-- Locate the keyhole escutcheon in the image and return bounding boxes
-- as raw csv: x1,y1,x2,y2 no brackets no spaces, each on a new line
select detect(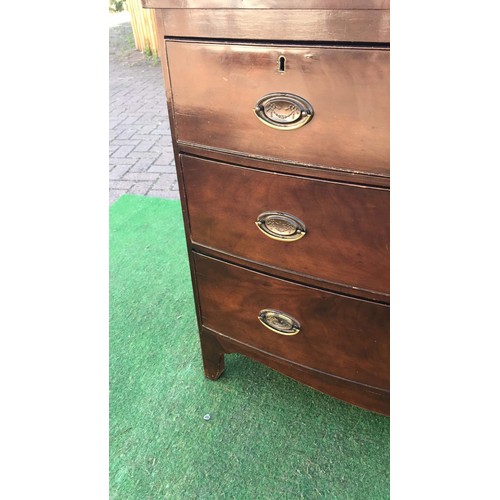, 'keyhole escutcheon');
278,55,286,73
